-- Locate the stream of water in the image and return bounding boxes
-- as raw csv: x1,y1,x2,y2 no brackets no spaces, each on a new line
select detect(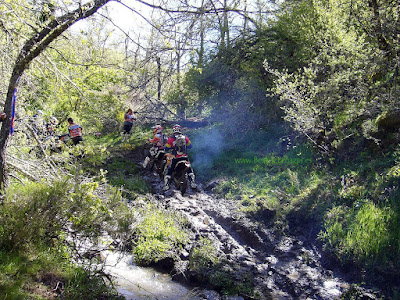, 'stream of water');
101,250,193,300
